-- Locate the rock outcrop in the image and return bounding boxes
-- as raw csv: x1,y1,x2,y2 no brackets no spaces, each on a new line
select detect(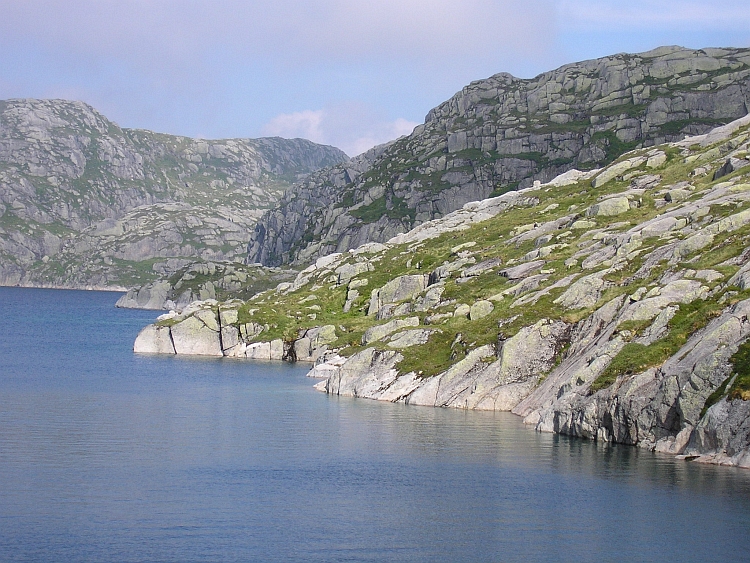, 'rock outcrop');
134,299,339,363
316,320,570,411
0,98,347,289
136,64,750,470
247,46,750,267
